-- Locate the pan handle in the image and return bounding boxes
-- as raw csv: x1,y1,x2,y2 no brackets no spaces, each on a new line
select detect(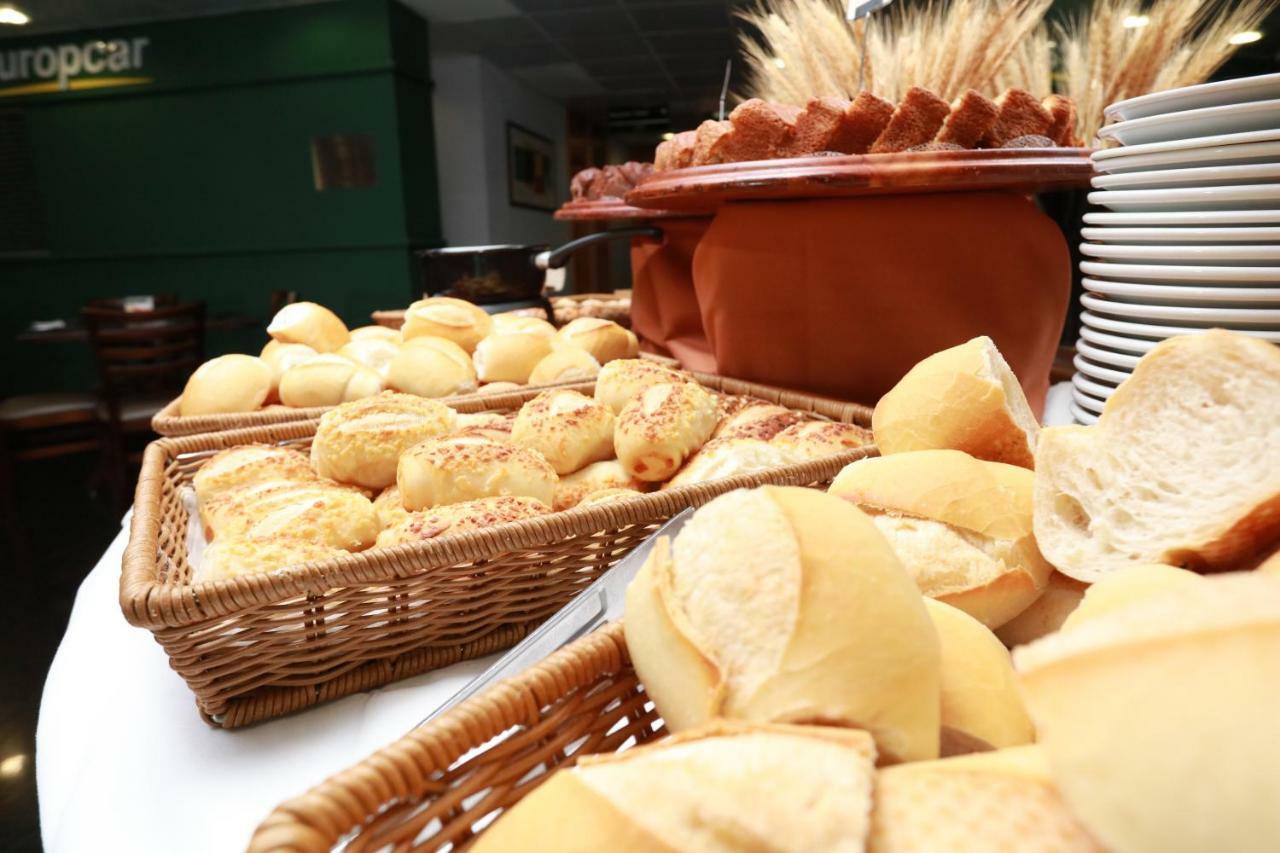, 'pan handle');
534,226,663,271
